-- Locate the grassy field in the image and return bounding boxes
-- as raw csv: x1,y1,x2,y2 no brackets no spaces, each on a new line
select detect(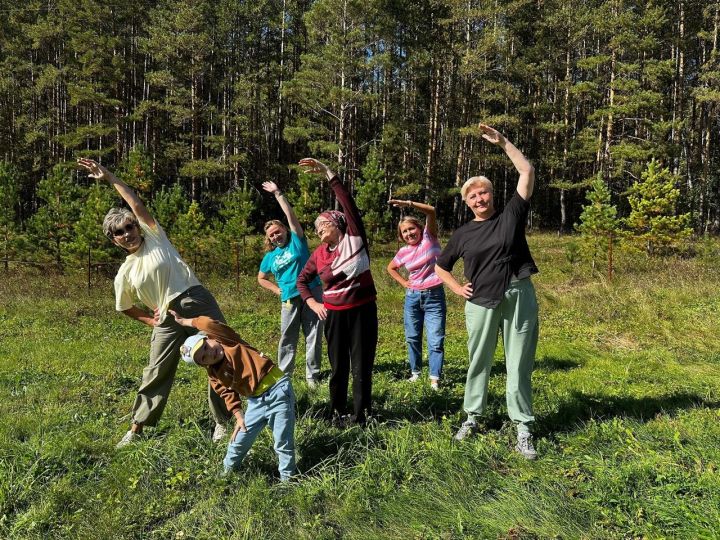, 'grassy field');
2,233,720,539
